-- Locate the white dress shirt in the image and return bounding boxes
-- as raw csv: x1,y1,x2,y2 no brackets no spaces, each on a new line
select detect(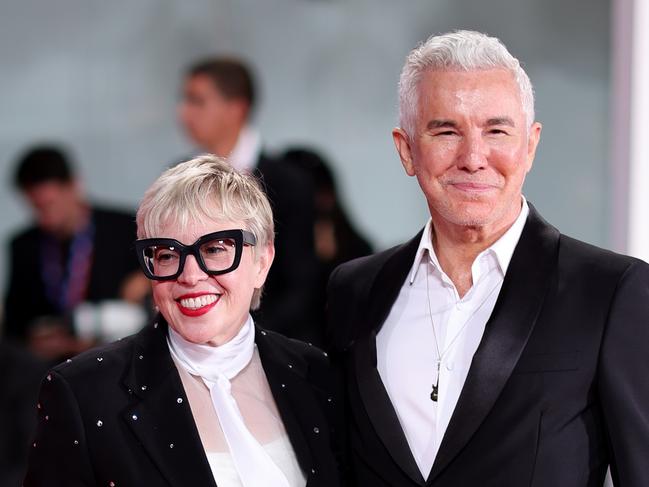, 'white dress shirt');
376,198,529,477
228,125,262,173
